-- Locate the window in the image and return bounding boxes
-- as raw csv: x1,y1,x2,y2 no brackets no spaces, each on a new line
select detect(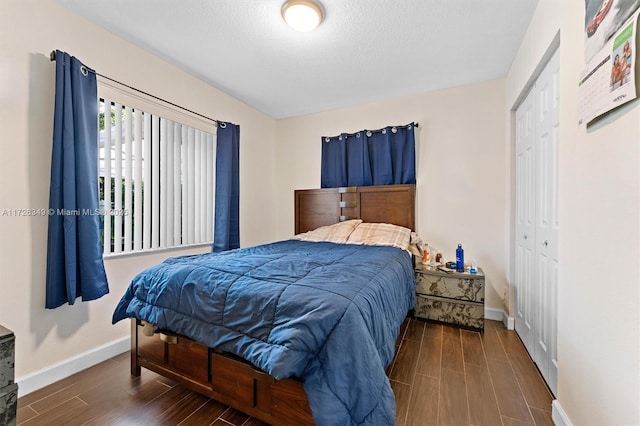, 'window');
98,94,216,256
